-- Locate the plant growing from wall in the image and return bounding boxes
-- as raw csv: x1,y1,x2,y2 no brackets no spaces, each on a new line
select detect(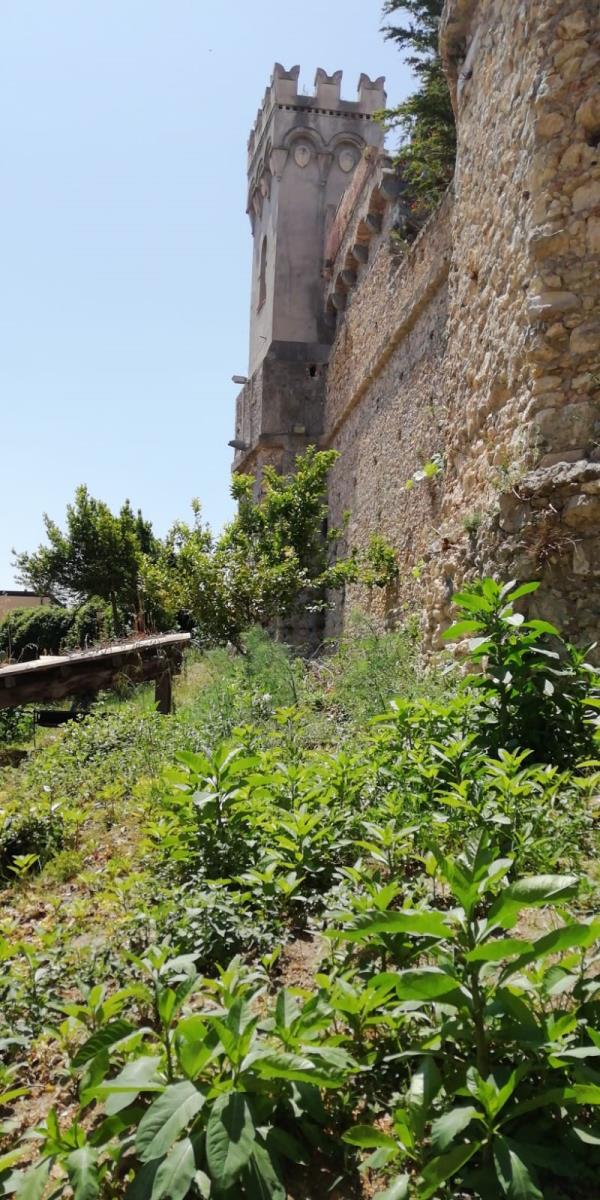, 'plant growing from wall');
380,0,456,212
405,453,443,490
